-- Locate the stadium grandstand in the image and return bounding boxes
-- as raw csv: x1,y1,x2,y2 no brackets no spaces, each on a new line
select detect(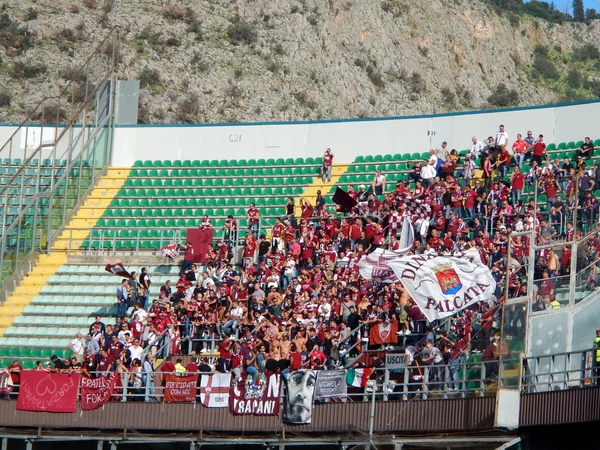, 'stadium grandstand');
1,27,600,450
